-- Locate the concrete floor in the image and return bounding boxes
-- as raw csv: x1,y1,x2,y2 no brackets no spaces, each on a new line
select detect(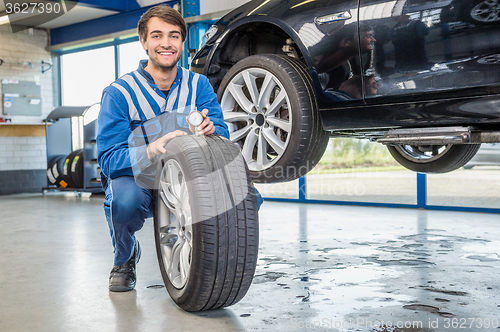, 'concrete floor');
0,193,499,332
